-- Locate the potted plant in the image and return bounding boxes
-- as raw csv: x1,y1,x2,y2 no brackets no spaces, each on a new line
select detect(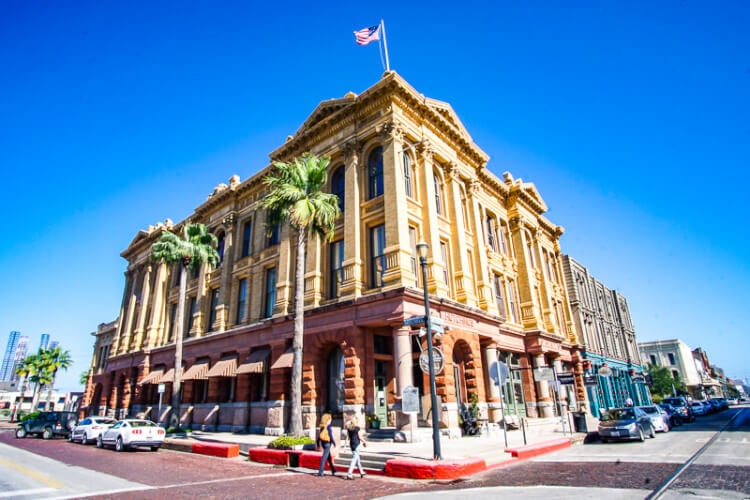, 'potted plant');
366,413,381,429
